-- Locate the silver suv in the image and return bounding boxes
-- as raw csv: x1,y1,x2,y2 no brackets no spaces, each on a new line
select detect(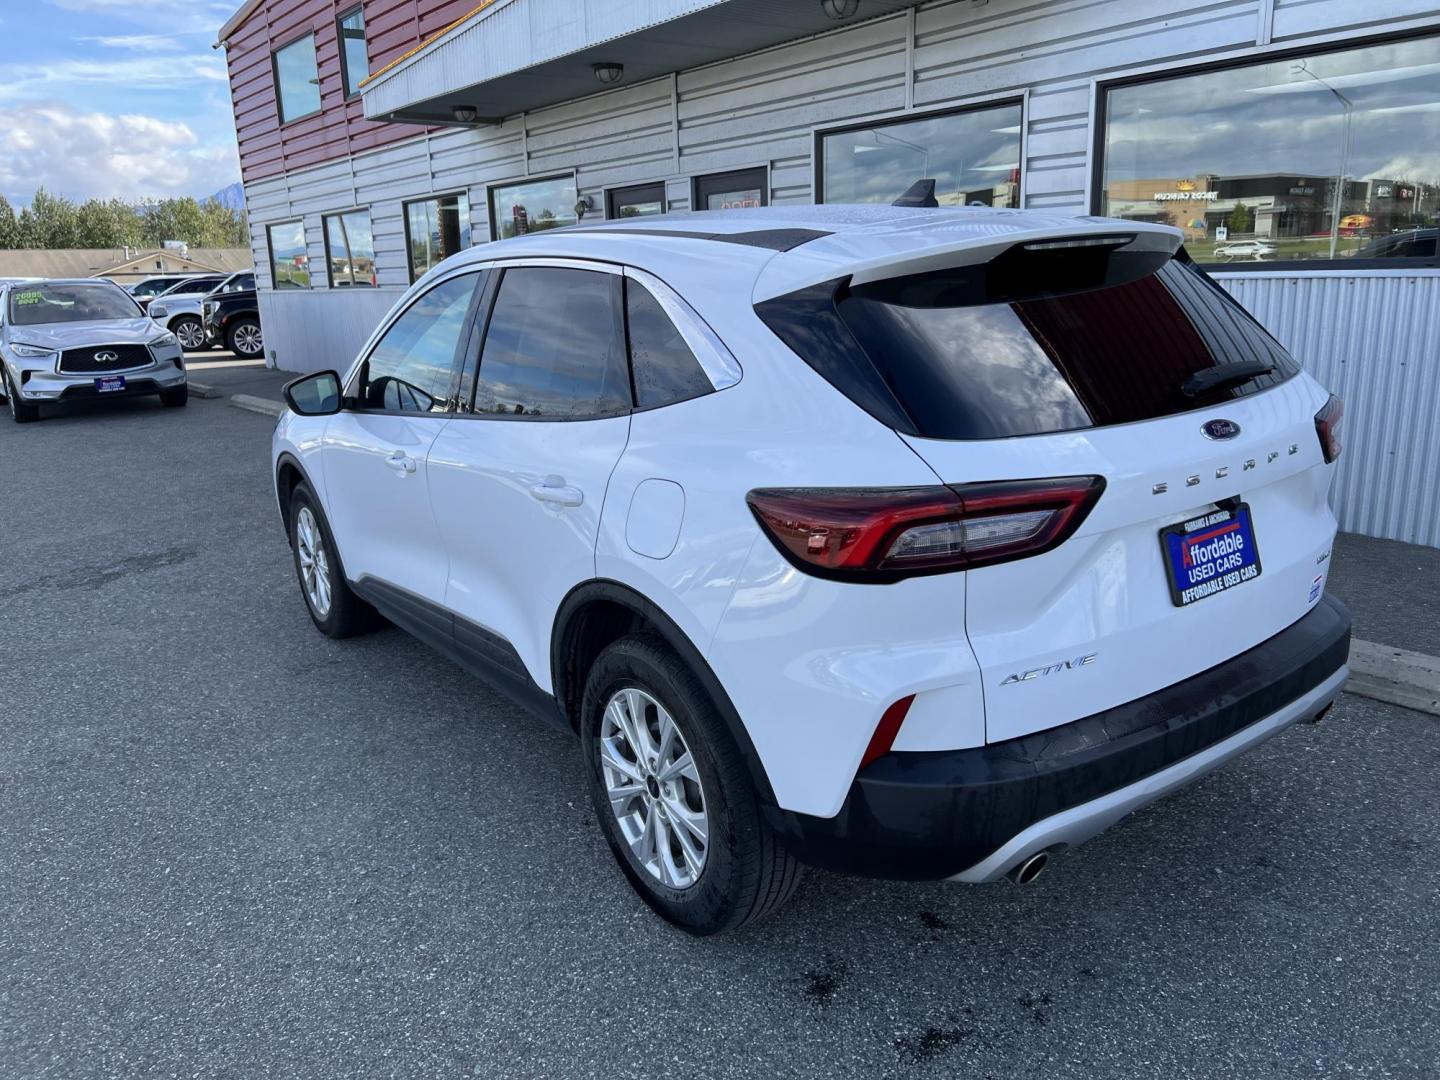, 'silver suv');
0,280,187,423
